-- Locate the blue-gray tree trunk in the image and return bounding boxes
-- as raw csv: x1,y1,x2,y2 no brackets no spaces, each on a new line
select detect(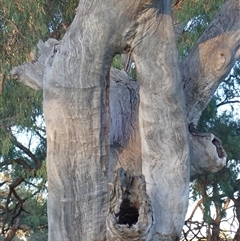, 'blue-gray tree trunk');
10,0,240,240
